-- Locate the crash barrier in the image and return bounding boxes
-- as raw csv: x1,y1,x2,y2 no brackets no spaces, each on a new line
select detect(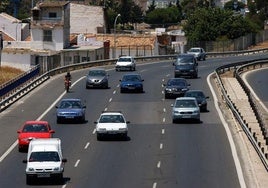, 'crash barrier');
0,66,40,99
215,59,268,171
